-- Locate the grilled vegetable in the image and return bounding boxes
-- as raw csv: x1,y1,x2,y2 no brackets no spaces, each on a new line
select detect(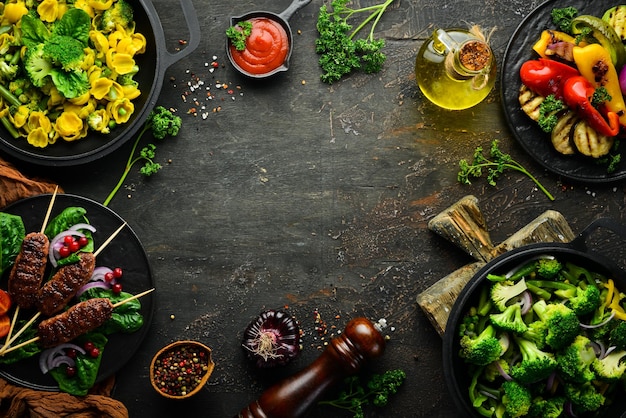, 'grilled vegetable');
603,6,626,42
572,119,614,158
518,84,544,121
551,111,578,155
